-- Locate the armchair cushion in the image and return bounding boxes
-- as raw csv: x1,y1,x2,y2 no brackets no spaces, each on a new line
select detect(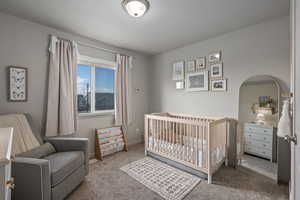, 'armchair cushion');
16,142,56,159
46,137,89,174
44,151,84,187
